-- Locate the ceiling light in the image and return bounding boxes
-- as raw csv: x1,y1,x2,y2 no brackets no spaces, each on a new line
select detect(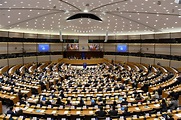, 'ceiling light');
83,9,89,13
